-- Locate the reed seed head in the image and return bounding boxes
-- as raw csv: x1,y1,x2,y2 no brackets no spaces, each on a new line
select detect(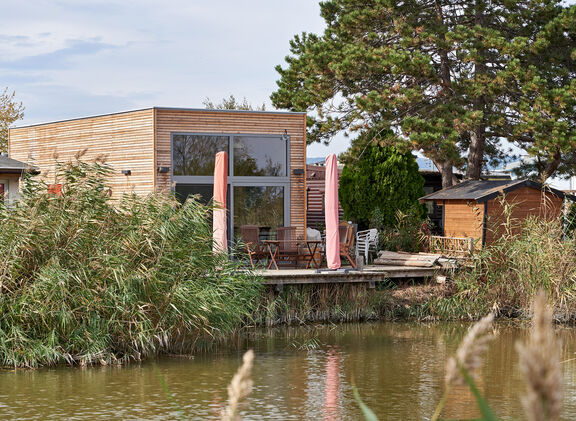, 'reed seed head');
517,290,563,421
221,349,255,421
445,313,494,387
